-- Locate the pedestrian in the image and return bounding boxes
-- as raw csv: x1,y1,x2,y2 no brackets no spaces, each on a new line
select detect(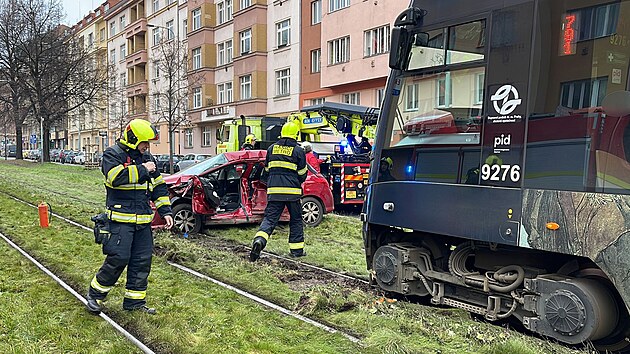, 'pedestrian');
86,119,174,315
250,121,307,261
241,134,257,150
301,141,325,173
